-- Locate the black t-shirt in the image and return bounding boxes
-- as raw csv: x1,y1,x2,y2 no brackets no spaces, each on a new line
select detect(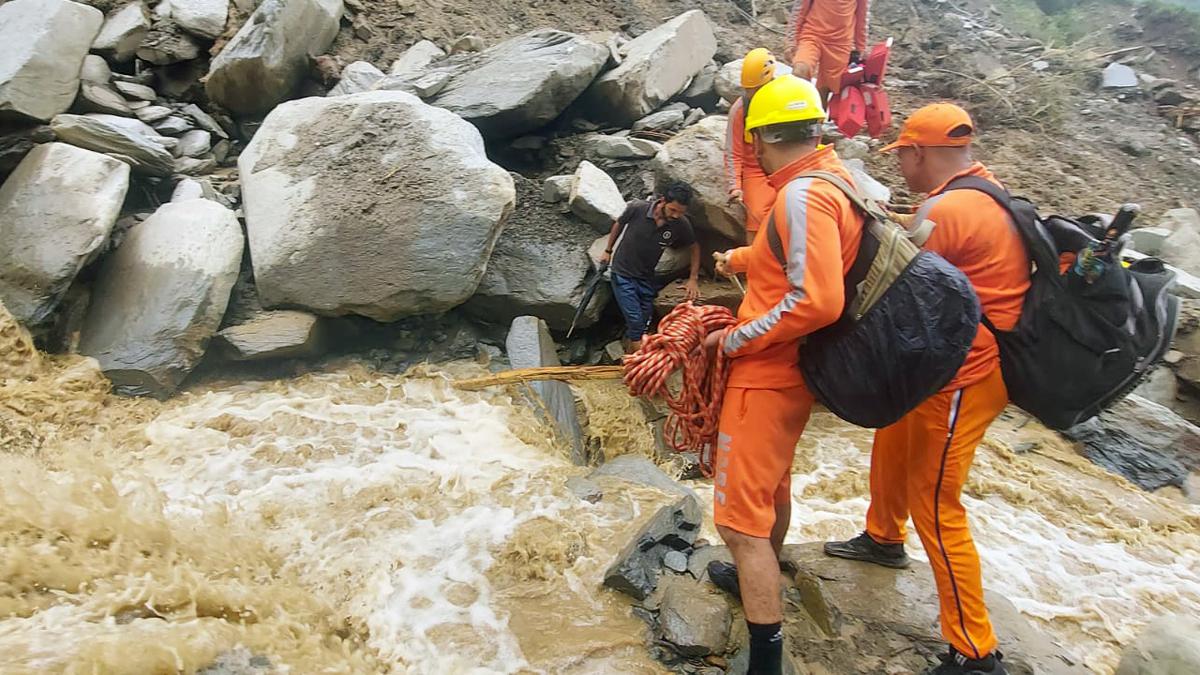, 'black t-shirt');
610,199,696,281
